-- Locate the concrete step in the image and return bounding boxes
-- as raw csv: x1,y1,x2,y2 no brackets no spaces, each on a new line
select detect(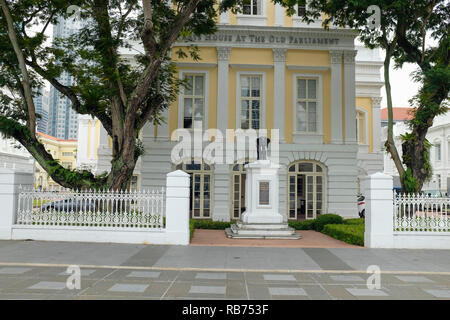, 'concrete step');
225,228,302,240
236,221,290,230
230,224,297,236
